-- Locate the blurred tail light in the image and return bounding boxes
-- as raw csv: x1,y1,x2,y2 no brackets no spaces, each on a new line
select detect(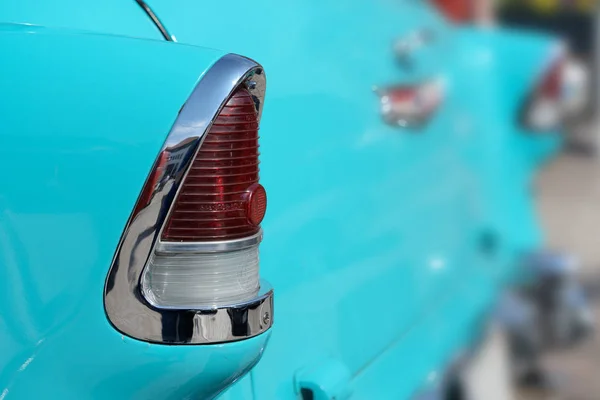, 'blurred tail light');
374,79,445,128
521,49,566,132
430,0,473,22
